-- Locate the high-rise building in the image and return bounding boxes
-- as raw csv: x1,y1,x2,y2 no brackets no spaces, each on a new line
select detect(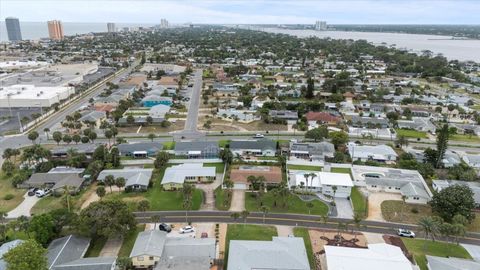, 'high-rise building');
315,21,327,31
5,17,22,41
160,18,169,28
47,20,64,40
107,22,116,33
